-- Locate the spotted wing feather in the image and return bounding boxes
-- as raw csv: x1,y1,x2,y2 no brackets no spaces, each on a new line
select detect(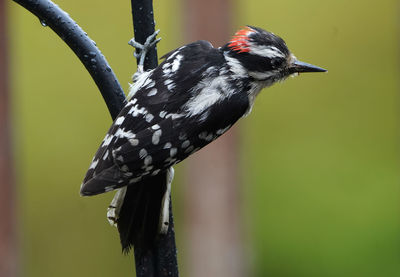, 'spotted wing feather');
81,40,249,196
